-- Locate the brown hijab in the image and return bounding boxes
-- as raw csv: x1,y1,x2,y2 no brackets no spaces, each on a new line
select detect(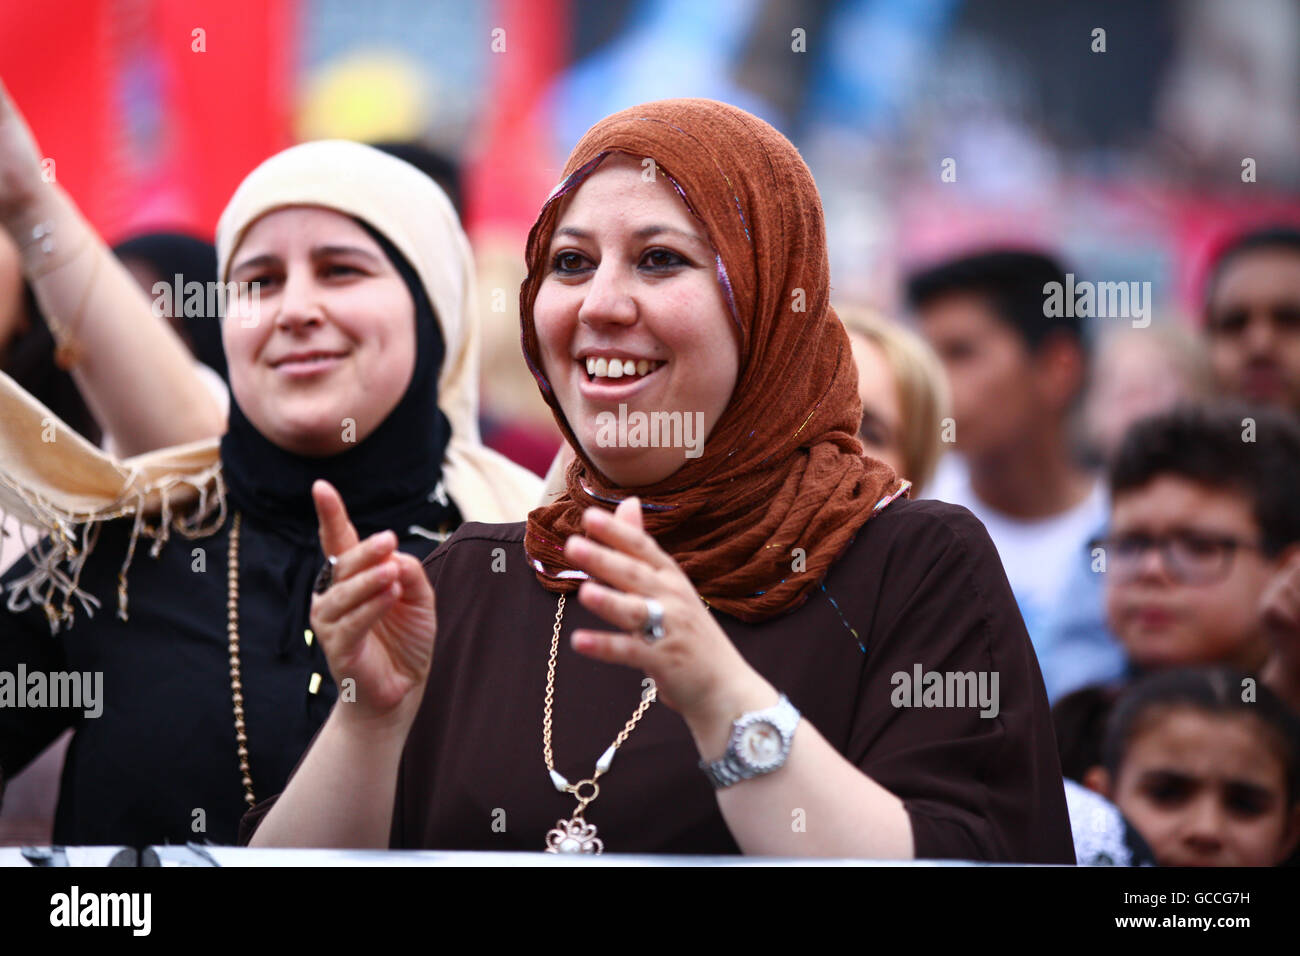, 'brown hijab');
521,98,905,623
